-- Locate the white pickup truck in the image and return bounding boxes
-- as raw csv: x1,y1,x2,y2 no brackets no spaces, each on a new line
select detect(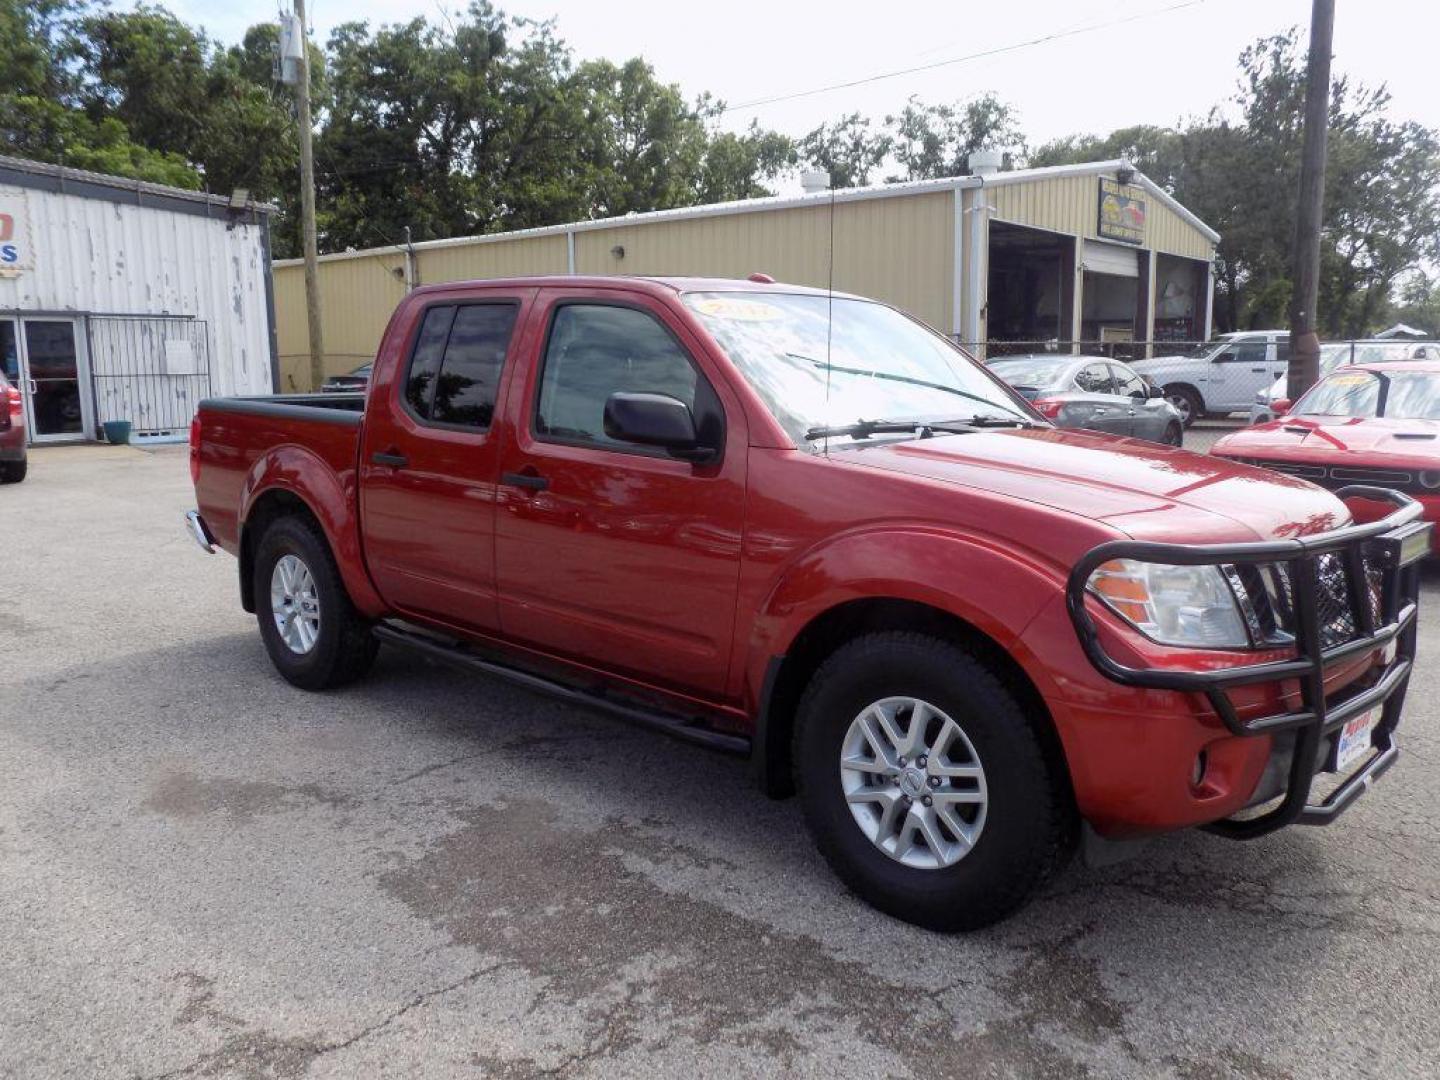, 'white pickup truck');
1129,331,1289,426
